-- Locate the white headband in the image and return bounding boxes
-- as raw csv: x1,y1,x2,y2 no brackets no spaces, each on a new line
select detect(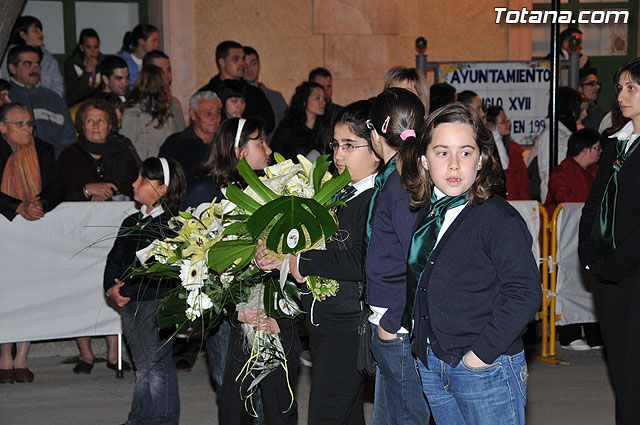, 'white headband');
158,157,170,186
234,118,247,148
